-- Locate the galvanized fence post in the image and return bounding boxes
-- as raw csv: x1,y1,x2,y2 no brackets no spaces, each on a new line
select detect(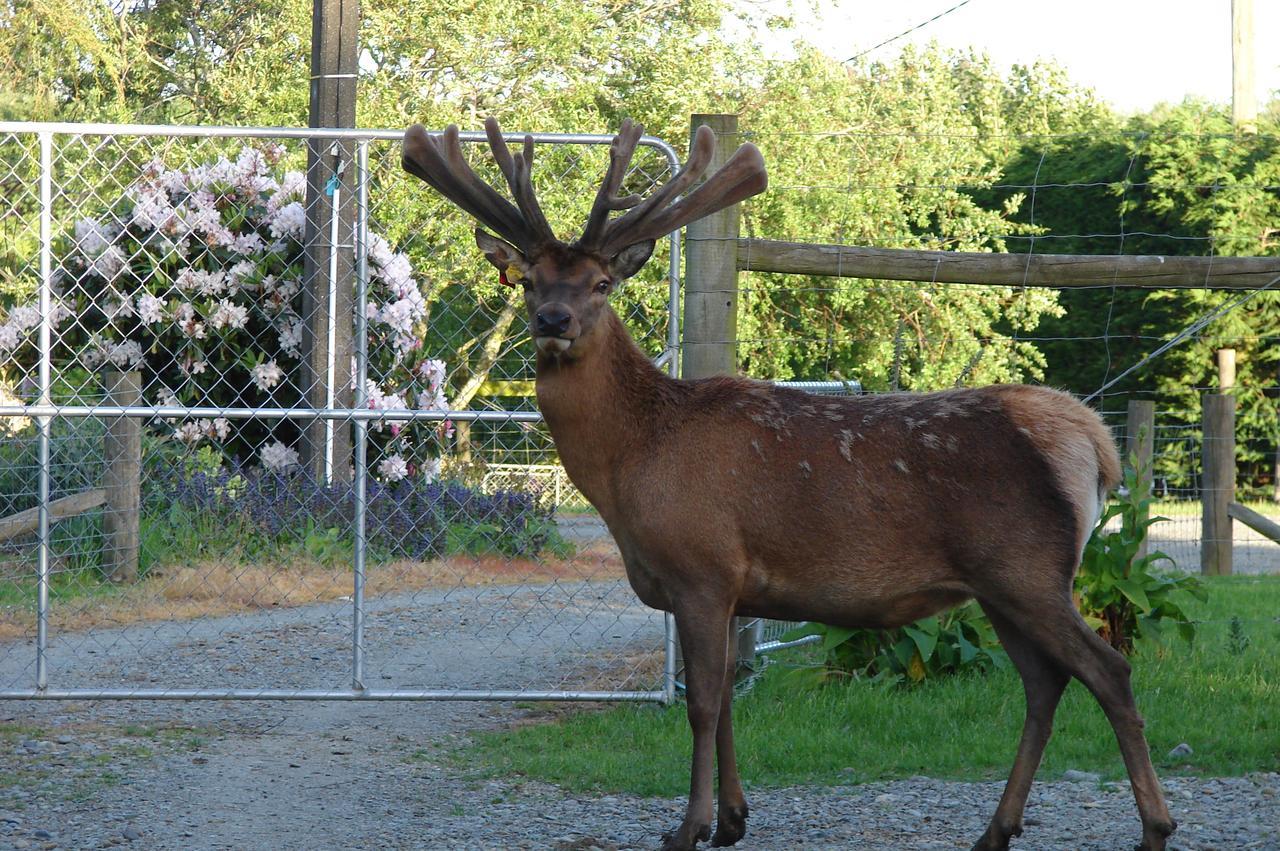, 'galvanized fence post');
351,139,370,691
36,129,53,691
